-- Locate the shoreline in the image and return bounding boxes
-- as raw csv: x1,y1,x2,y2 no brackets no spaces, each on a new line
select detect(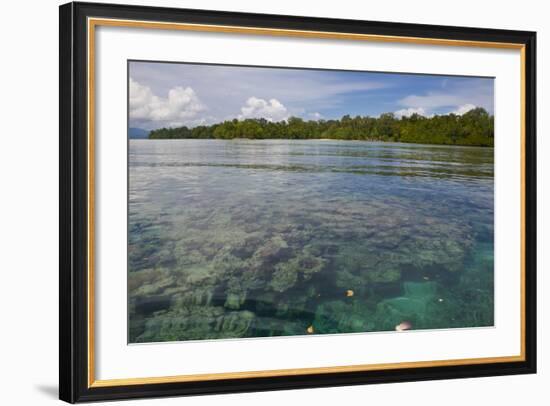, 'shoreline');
129,138,494,148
